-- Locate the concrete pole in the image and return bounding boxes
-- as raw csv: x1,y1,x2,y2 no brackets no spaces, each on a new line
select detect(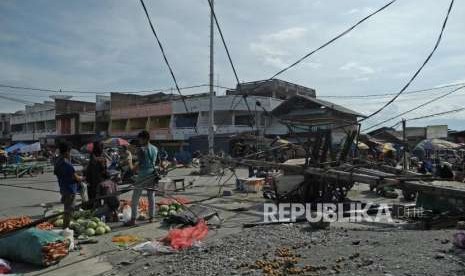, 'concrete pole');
402,119,408,171
208,0,215,155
